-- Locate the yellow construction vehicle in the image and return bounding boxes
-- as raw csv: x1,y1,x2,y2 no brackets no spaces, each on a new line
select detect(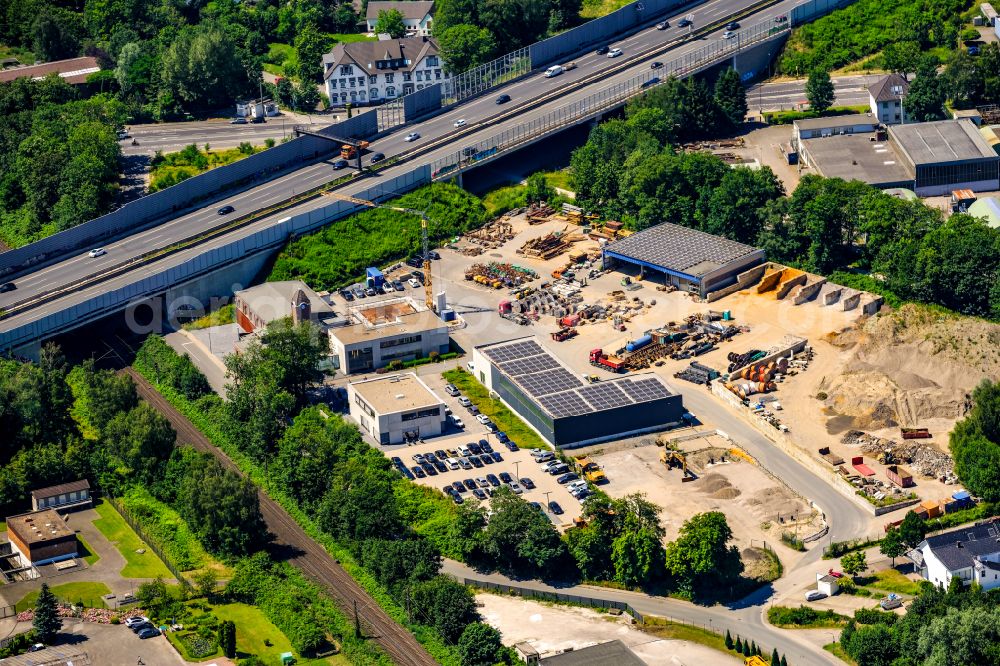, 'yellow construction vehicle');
574,456,607,484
